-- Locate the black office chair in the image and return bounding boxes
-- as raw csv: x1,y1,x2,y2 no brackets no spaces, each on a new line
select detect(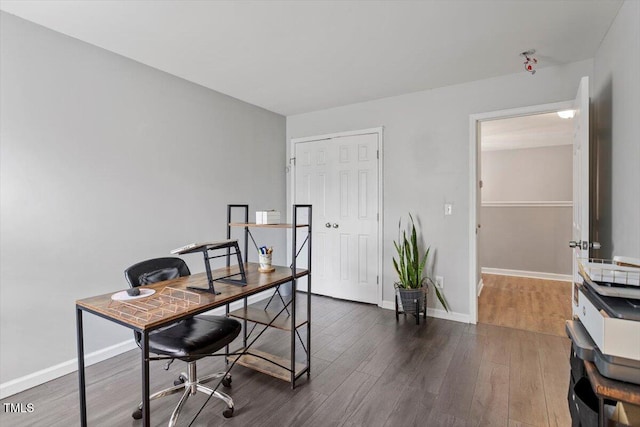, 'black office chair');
125,257,241,424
